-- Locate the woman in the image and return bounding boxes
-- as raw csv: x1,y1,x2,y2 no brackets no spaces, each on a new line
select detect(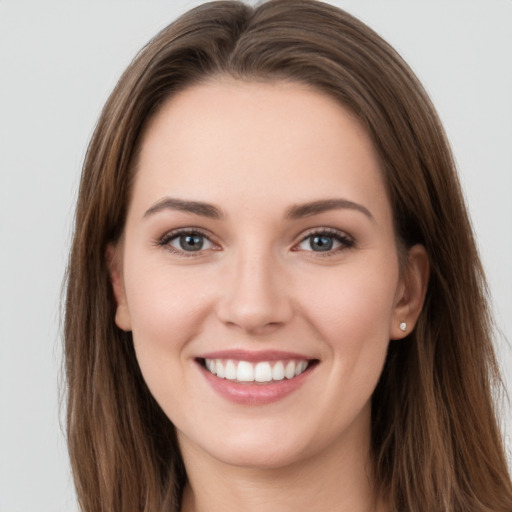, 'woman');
64,1,512,511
